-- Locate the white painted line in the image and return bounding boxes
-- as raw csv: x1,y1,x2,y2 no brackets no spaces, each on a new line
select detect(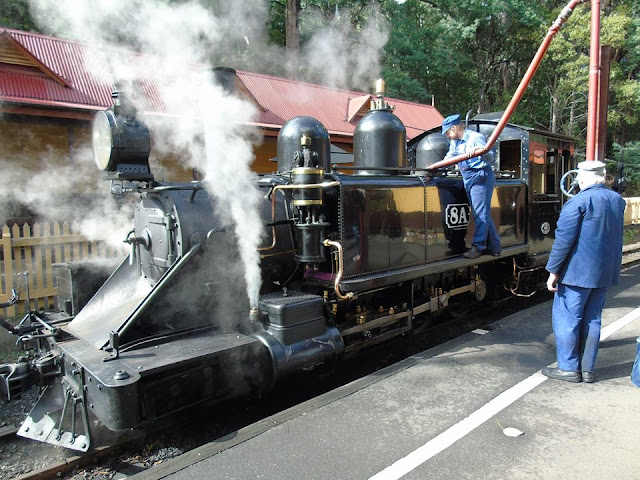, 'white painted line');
471,328,490,335
369,373,547,480
601,306,640,340
369,305,640,480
